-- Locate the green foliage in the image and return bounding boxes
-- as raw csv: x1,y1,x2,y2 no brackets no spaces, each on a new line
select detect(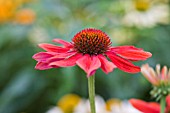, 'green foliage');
0,0,170,112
